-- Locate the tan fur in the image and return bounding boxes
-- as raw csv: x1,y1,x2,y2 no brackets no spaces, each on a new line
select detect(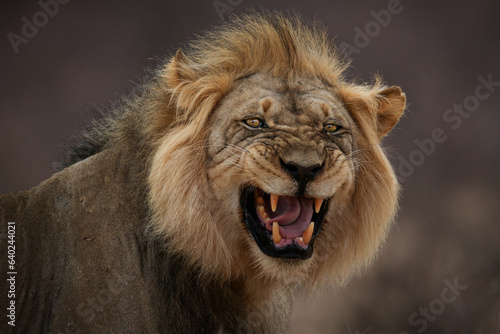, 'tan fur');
148,11,406,292
0,12,406,333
